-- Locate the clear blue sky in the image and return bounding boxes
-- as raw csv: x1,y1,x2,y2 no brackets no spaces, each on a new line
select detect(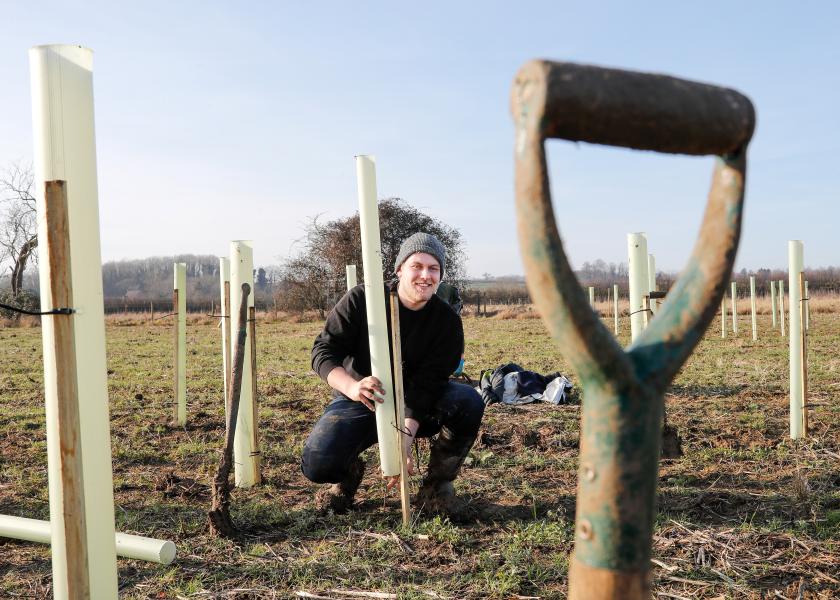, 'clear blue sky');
1,2,837,277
